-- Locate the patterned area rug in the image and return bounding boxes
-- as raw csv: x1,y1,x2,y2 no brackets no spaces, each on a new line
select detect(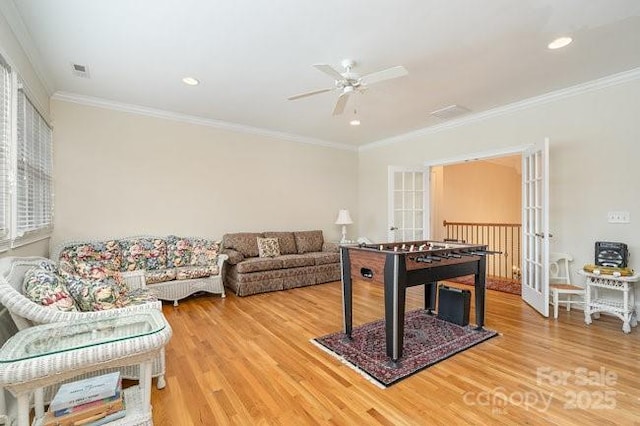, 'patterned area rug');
312,310,498,388
446,275,521,295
